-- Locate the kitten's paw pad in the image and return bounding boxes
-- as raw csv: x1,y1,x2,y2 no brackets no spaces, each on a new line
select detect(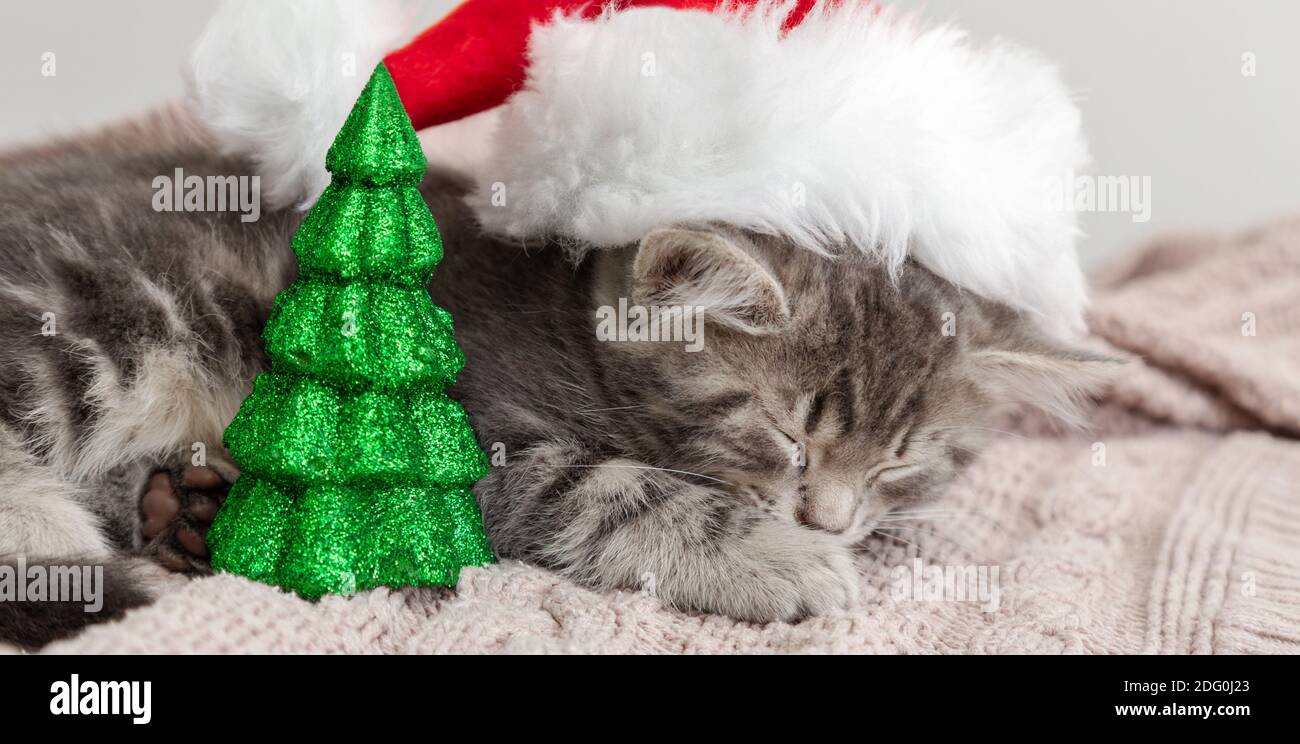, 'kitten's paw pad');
139,465,230,573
